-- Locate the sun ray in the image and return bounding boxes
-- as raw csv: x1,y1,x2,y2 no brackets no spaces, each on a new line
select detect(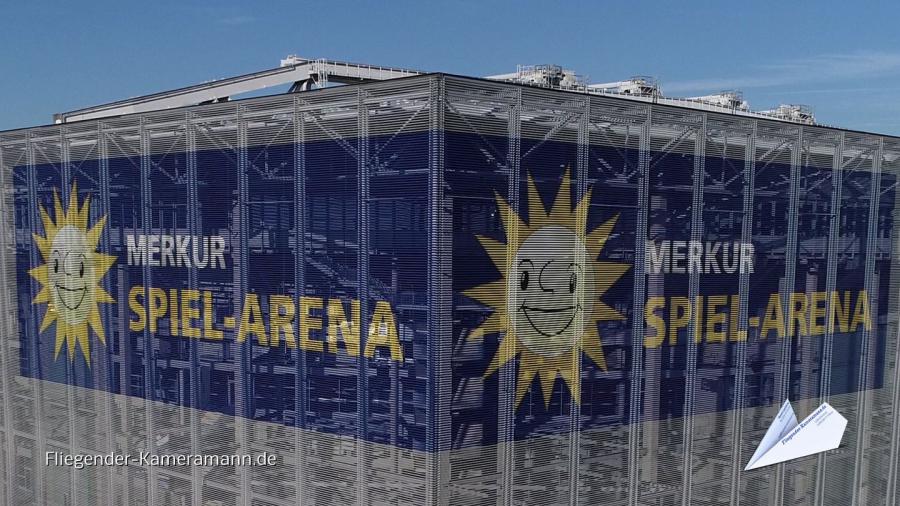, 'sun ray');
38,204,56,236
581,327,608,372
595,262,630,295
468,313,506,340
593,301,625,322
515,352,541,407
65,321,76,358
463,278,505,307
28,264,47,284
485,331,518,377
33,287,51,305
466,168,630,409
94,286,115,304
40,307,57,333
37,205,58,258
33,234,50,260
67,181,79,221
473,236,507,275
557,361,581,402
85,215,107,249
52,190,64,224
514,373,534,408
575,187,593,236
76,324,91,366
538,365,558,408
548,168,573,227
526,174,548,230
540,352,578,408
493,192,526,239
53,322,66,359
587,213,620,257
29,180,115,364
88,308,106,345
92,253,117,280
74,194,90,231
